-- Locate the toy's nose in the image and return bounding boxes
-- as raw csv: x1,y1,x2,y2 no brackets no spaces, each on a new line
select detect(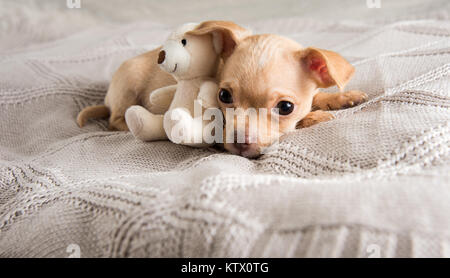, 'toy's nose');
158,50,166,64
